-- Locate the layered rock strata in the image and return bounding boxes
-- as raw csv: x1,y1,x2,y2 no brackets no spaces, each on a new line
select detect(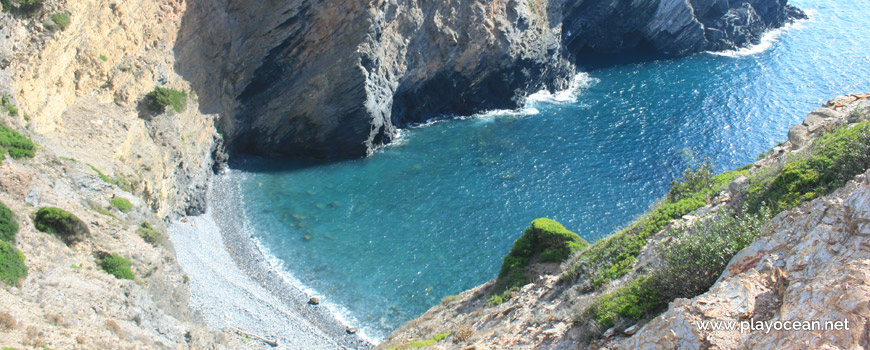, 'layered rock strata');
175,0,804,158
